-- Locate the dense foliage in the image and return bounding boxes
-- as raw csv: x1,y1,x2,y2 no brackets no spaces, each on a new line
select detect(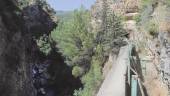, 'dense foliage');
51,8,93,68
51,8,101,95
51,3,126,95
